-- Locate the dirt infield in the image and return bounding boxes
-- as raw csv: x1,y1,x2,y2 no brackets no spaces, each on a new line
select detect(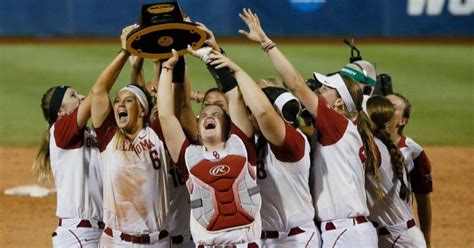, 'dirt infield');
0,146,472,247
